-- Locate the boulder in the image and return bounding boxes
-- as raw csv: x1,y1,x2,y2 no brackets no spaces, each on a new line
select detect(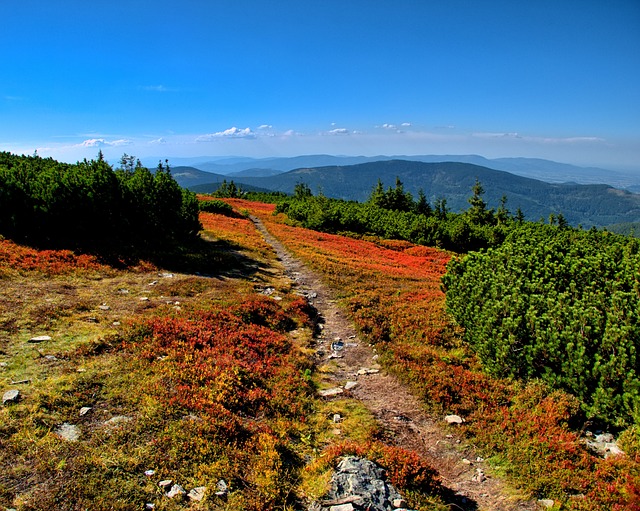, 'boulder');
314,456,406,511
